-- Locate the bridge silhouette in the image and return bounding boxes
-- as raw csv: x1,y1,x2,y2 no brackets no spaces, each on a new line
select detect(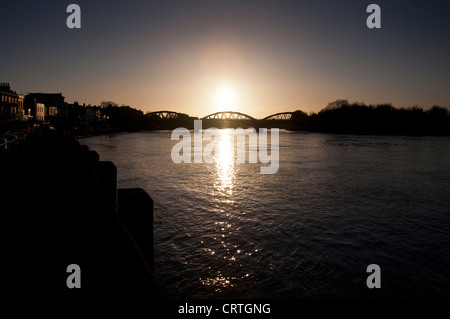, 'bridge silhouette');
262,112,295,120
145,110,296,121
144,110,306,129
202,111,256,120
145,111,189,120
